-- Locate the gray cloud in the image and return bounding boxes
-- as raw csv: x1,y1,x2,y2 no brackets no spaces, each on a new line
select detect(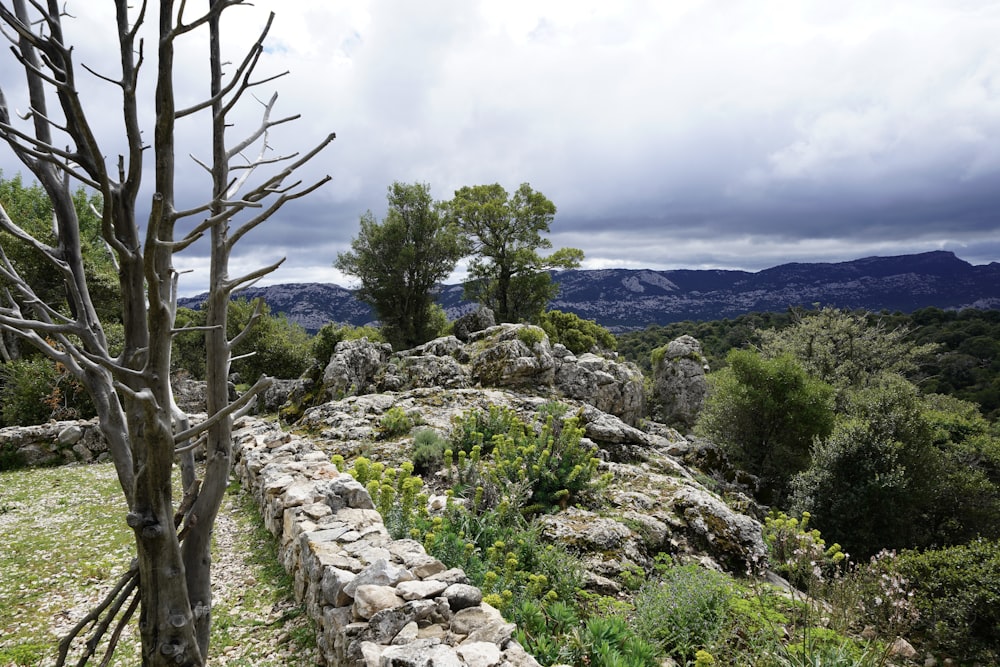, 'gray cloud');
1,1,998,296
